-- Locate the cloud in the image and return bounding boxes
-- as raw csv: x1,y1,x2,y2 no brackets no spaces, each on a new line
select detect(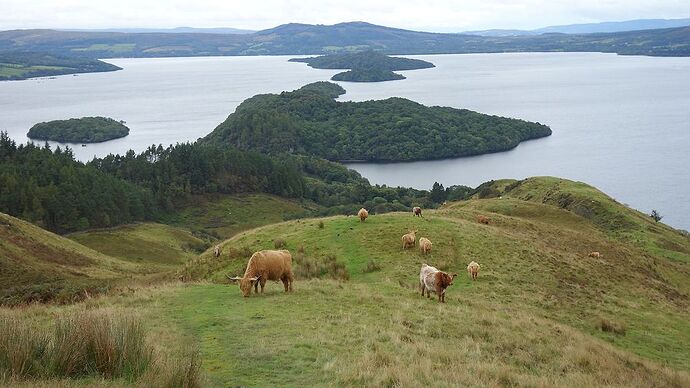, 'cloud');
1,0,689,31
